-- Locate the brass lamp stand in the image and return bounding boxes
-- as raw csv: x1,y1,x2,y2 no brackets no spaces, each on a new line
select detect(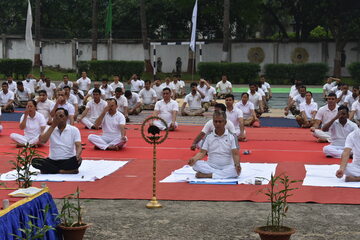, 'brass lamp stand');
141,116,168,208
